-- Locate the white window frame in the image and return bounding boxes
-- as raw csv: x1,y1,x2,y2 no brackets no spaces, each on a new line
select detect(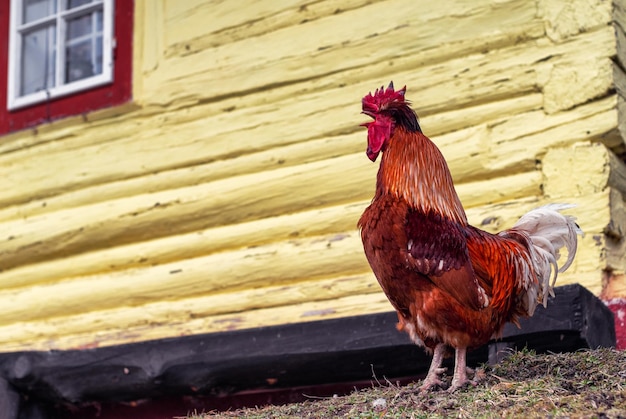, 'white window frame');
7,0,114,110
